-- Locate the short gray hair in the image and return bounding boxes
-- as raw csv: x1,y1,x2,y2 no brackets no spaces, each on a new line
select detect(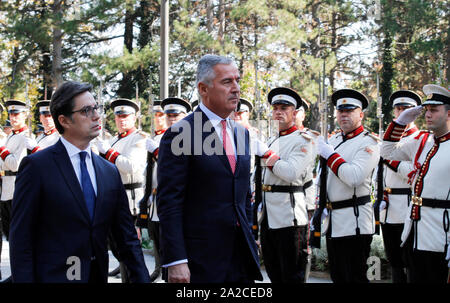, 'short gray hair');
196,54,236,87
